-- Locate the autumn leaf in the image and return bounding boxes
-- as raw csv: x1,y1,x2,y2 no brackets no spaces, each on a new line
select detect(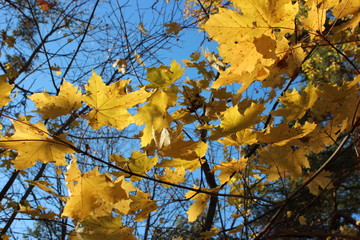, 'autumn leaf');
156,158,202,172
312,78,360,132
306,170,334,195
76,215,136,240
202,0,298,90
111,151,158,181
185,189,209,222
0,120,74,170
30,80,82,119
332,0,359,18
299,215,307,225
214,158,247,185
138,23,149,36
210,102,265,140
146,60,184,89
129,191,158,222
134,89,176,147
158,128,208,160
63,161,135,220
0,75,13,107
26,180,65,200
164,22,182,35
219,128,258,146
257,122,317,146
50,65,61,75
156,167,186,186
260,146,310,181
37,0,50,11
272,85,319,122
18,205,57,219
300,1,327,34
112,59,127,74
82,71,152,130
